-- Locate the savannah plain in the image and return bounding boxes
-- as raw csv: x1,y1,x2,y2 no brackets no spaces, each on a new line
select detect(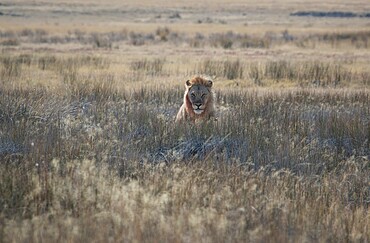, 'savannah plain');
0,0,369,242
